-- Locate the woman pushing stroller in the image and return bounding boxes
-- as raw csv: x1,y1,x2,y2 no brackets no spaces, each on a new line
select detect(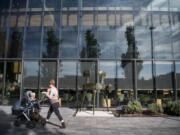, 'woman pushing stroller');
43,79,66,128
